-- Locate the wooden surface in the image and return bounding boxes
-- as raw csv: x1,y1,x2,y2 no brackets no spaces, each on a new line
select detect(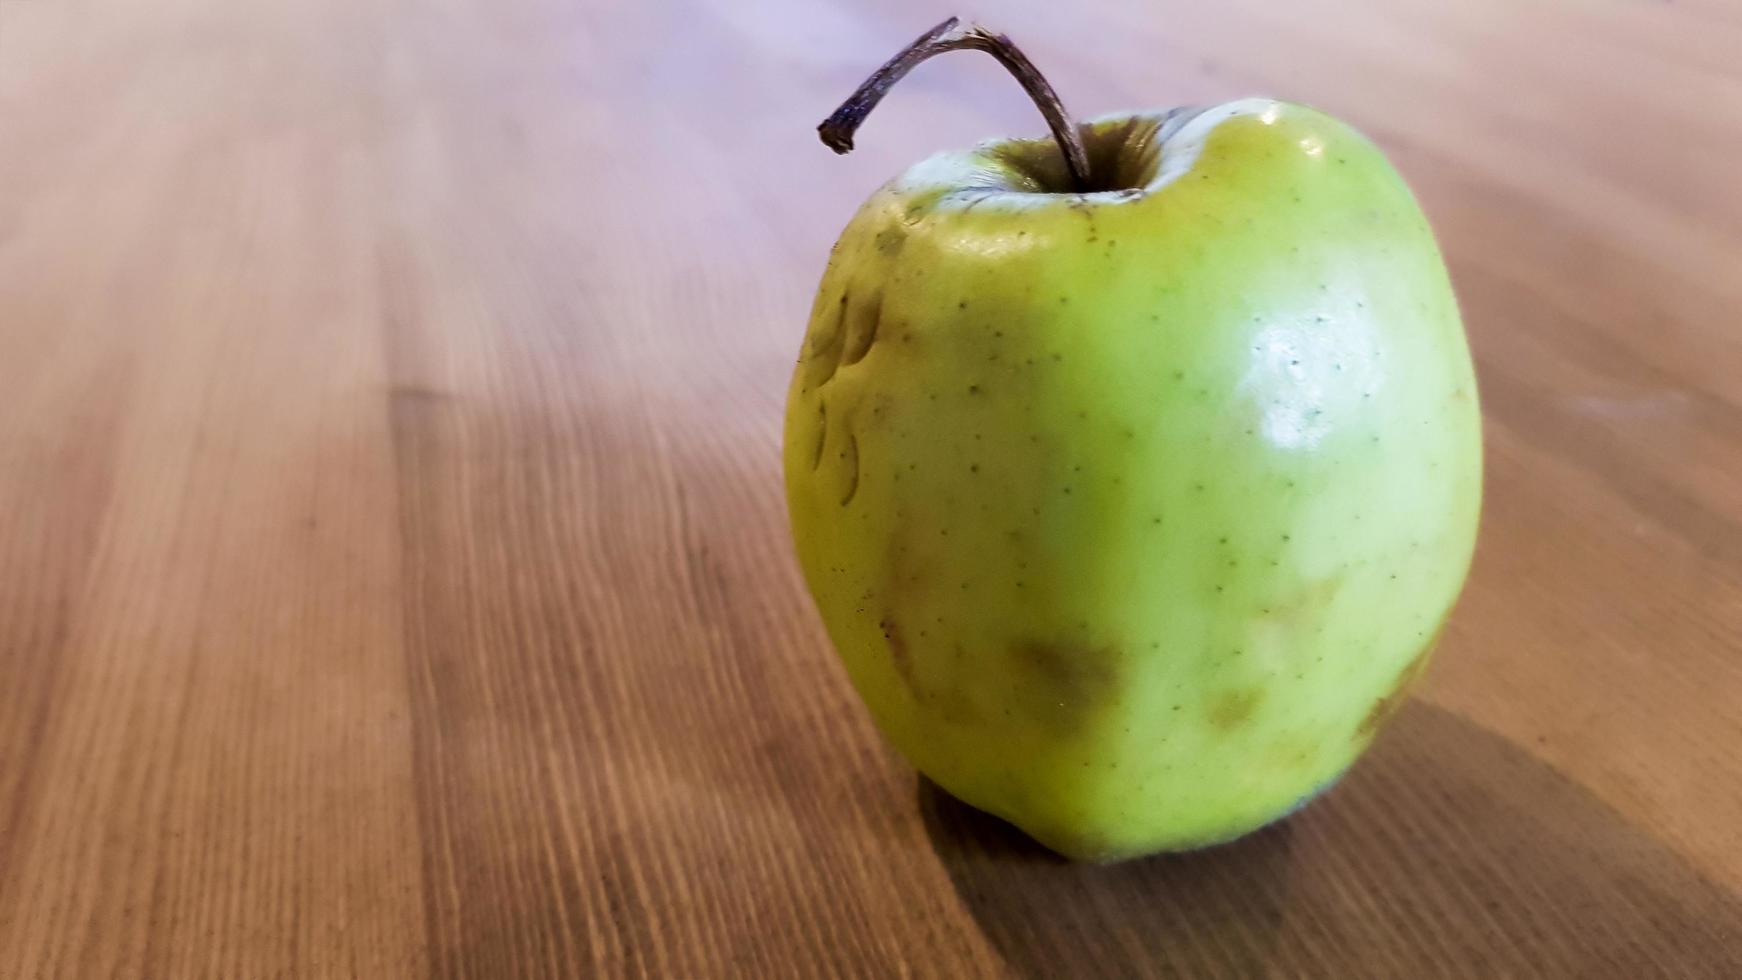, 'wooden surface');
2,0,1741,976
